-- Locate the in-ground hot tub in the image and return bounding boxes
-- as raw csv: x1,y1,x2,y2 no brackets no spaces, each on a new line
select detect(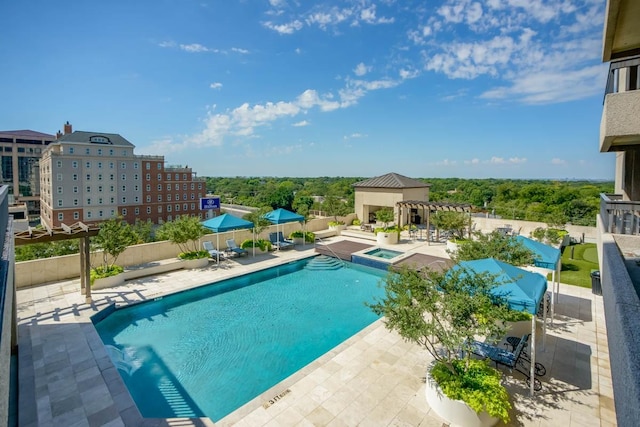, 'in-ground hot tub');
351,247,411,270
